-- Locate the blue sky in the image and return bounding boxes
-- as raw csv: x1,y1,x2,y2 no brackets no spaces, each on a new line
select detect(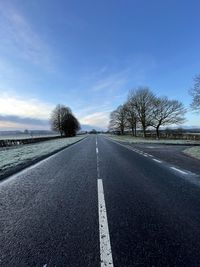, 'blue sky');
0,0,200,130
